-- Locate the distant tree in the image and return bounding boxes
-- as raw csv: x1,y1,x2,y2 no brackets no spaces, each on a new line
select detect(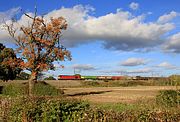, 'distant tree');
44,76,56,80
4,9,71,96
0,43,22,81
15,72,30,80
